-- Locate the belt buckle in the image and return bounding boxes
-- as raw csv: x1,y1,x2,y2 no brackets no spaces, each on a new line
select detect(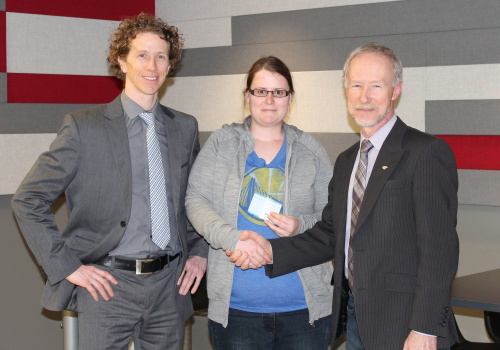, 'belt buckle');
136,258,154,275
